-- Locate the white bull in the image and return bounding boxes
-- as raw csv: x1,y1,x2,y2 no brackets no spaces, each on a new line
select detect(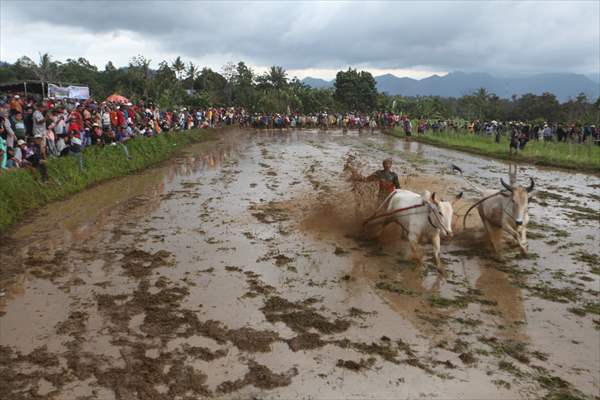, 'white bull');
475,178,534,255
376,189,462,267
